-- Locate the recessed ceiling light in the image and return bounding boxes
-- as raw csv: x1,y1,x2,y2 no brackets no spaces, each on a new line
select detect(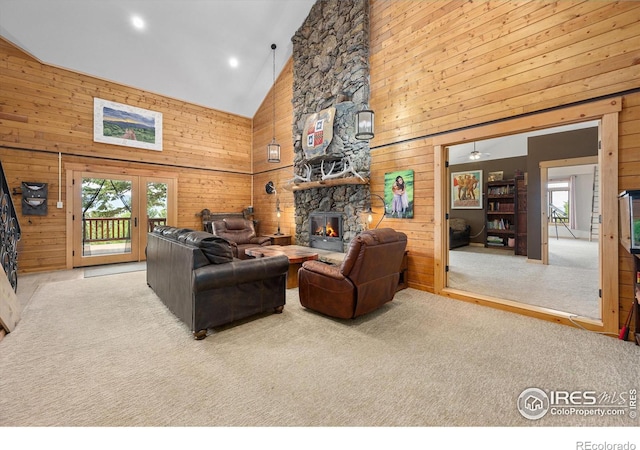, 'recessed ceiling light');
229,57,239,68
131,15,145,30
